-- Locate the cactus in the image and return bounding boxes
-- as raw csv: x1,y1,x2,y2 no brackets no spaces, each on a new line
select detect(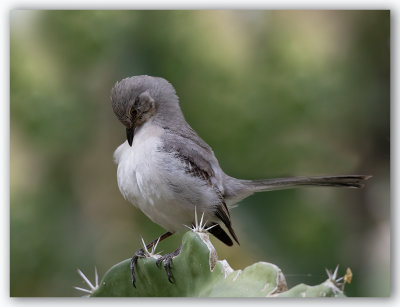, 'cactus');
75,231,346,297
